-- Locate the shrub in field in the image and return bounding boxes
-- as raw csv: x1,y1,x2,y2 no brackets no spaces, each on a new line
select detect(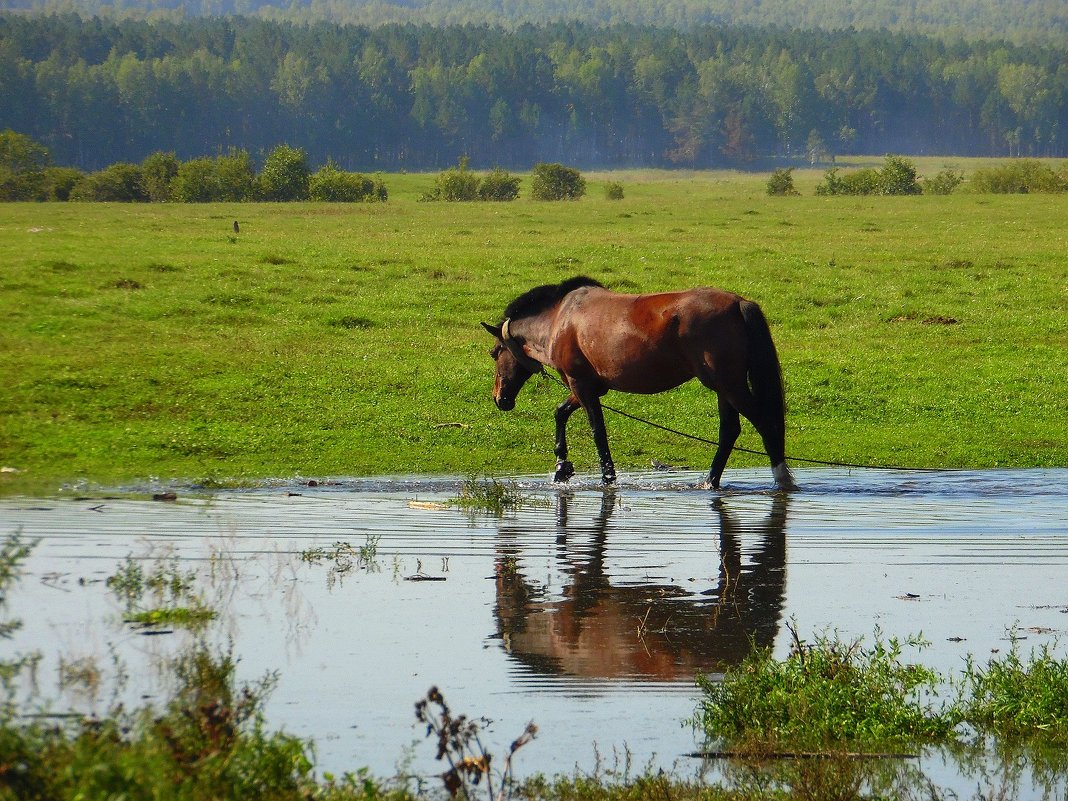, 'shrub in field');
0,129,49,199
922,168,965,195
766,167,799,196
0,169,45,201
478,166,521,201
39,166,84,201
970,160,1068,193
816,166,878,195
605,180,625,199
214,148,257,201
141,151,180,202
69,163,149,202
421,156,481,201
530,162,586,200
170,156,224,202
878,155,922,195
816,156,921,196
309,164,387,201
258,144,310,201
